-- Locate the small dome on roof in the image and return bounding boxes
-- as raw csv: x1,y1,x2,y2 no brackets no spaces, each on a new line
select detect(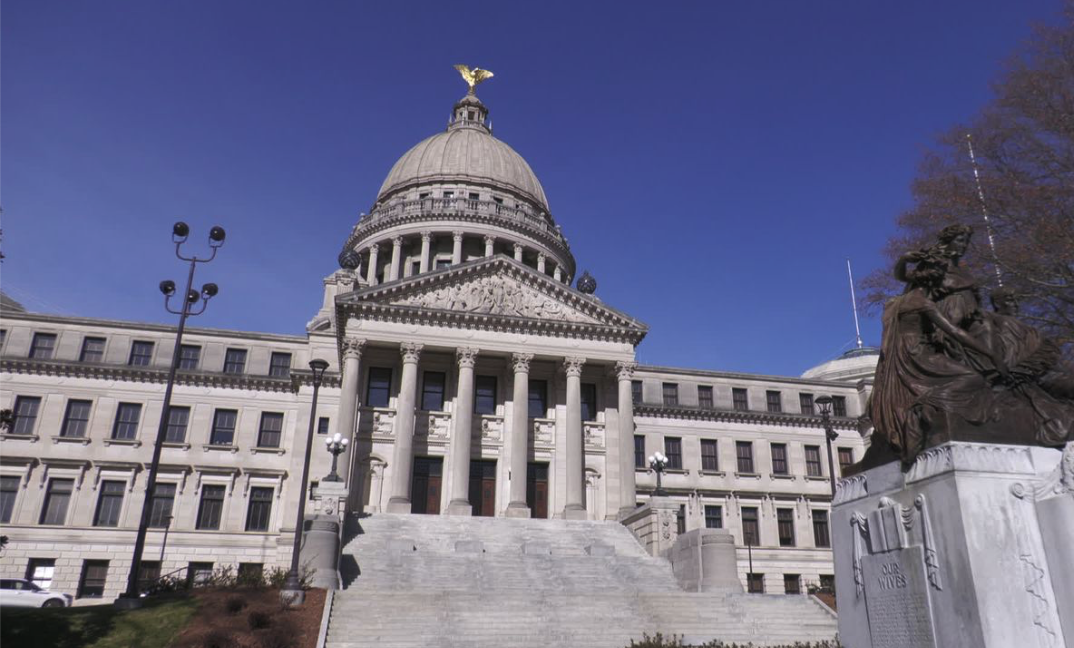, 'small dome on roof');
801,346,880,383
